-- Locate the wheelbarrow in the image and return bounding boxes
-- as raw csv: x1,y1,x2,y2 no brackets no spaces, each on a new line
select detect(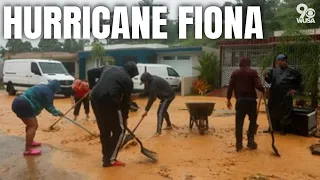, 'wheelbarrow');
185,102,215,135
